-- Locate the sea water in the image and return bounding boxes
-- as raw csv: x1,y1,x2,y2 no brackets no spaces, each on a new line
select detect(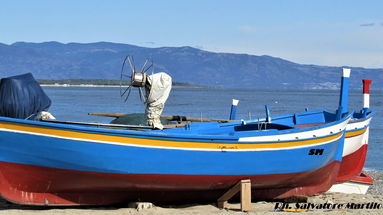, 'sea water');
43,87,383,170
